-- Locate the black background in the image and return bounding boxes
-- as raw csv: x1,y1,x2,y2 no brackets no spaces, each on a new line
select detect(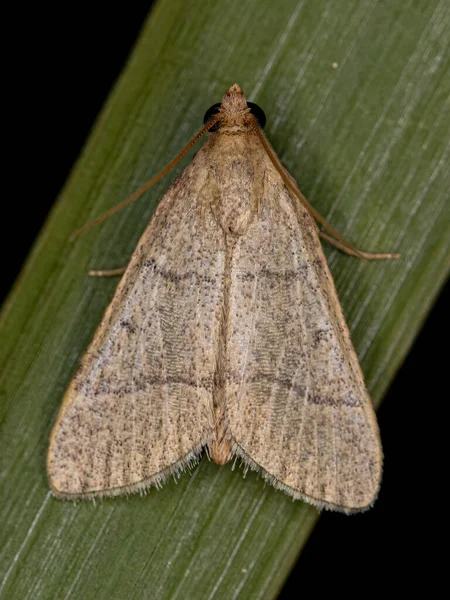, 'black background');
5,6,446,597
